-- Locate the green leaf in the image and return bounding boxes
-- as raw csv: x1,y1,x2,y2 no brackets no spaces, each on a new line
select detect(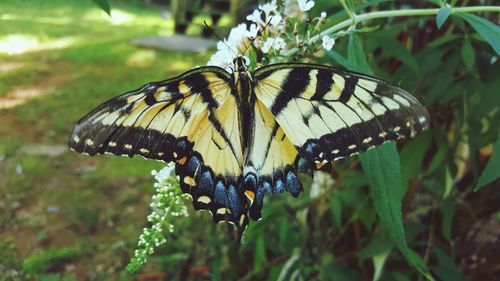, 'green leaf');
92,0,111,16
458,13,500,55
326,50,358,70
475,135,500,190
23,245,81,273
461,39,476,70
427,35,460,47
320,264,363,281
254,234,267,272
443,165,453,199
276,249,300,281
359,236,394,259
392,272,411,281
330,195,342,230
376,36,420,75
211,255,222,281
347,34,373,74
400,128,432,193
427,140,448,174
436,6,453,29
359,142,434,280
372,251,390,281
440,200,456,241
357,25,381,34
431,248,469,281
